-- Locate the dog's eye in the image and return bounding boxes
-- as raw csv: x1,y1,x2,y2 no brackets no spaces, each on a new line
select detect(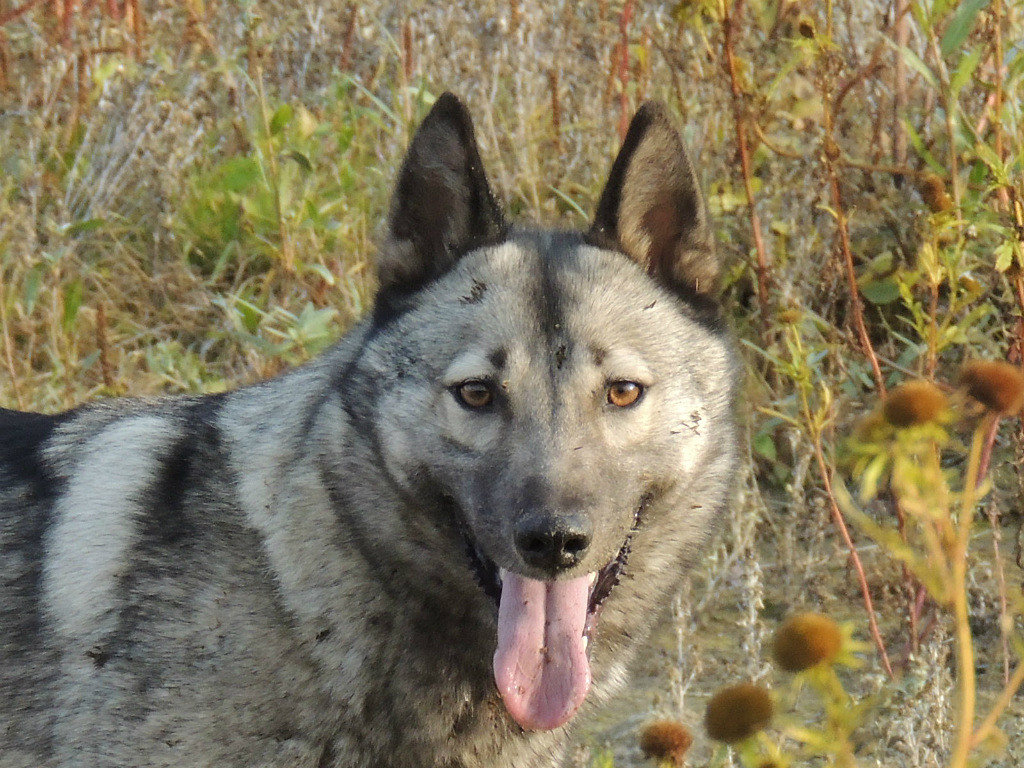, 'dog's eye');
455,381,494,409
607,381,643,408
